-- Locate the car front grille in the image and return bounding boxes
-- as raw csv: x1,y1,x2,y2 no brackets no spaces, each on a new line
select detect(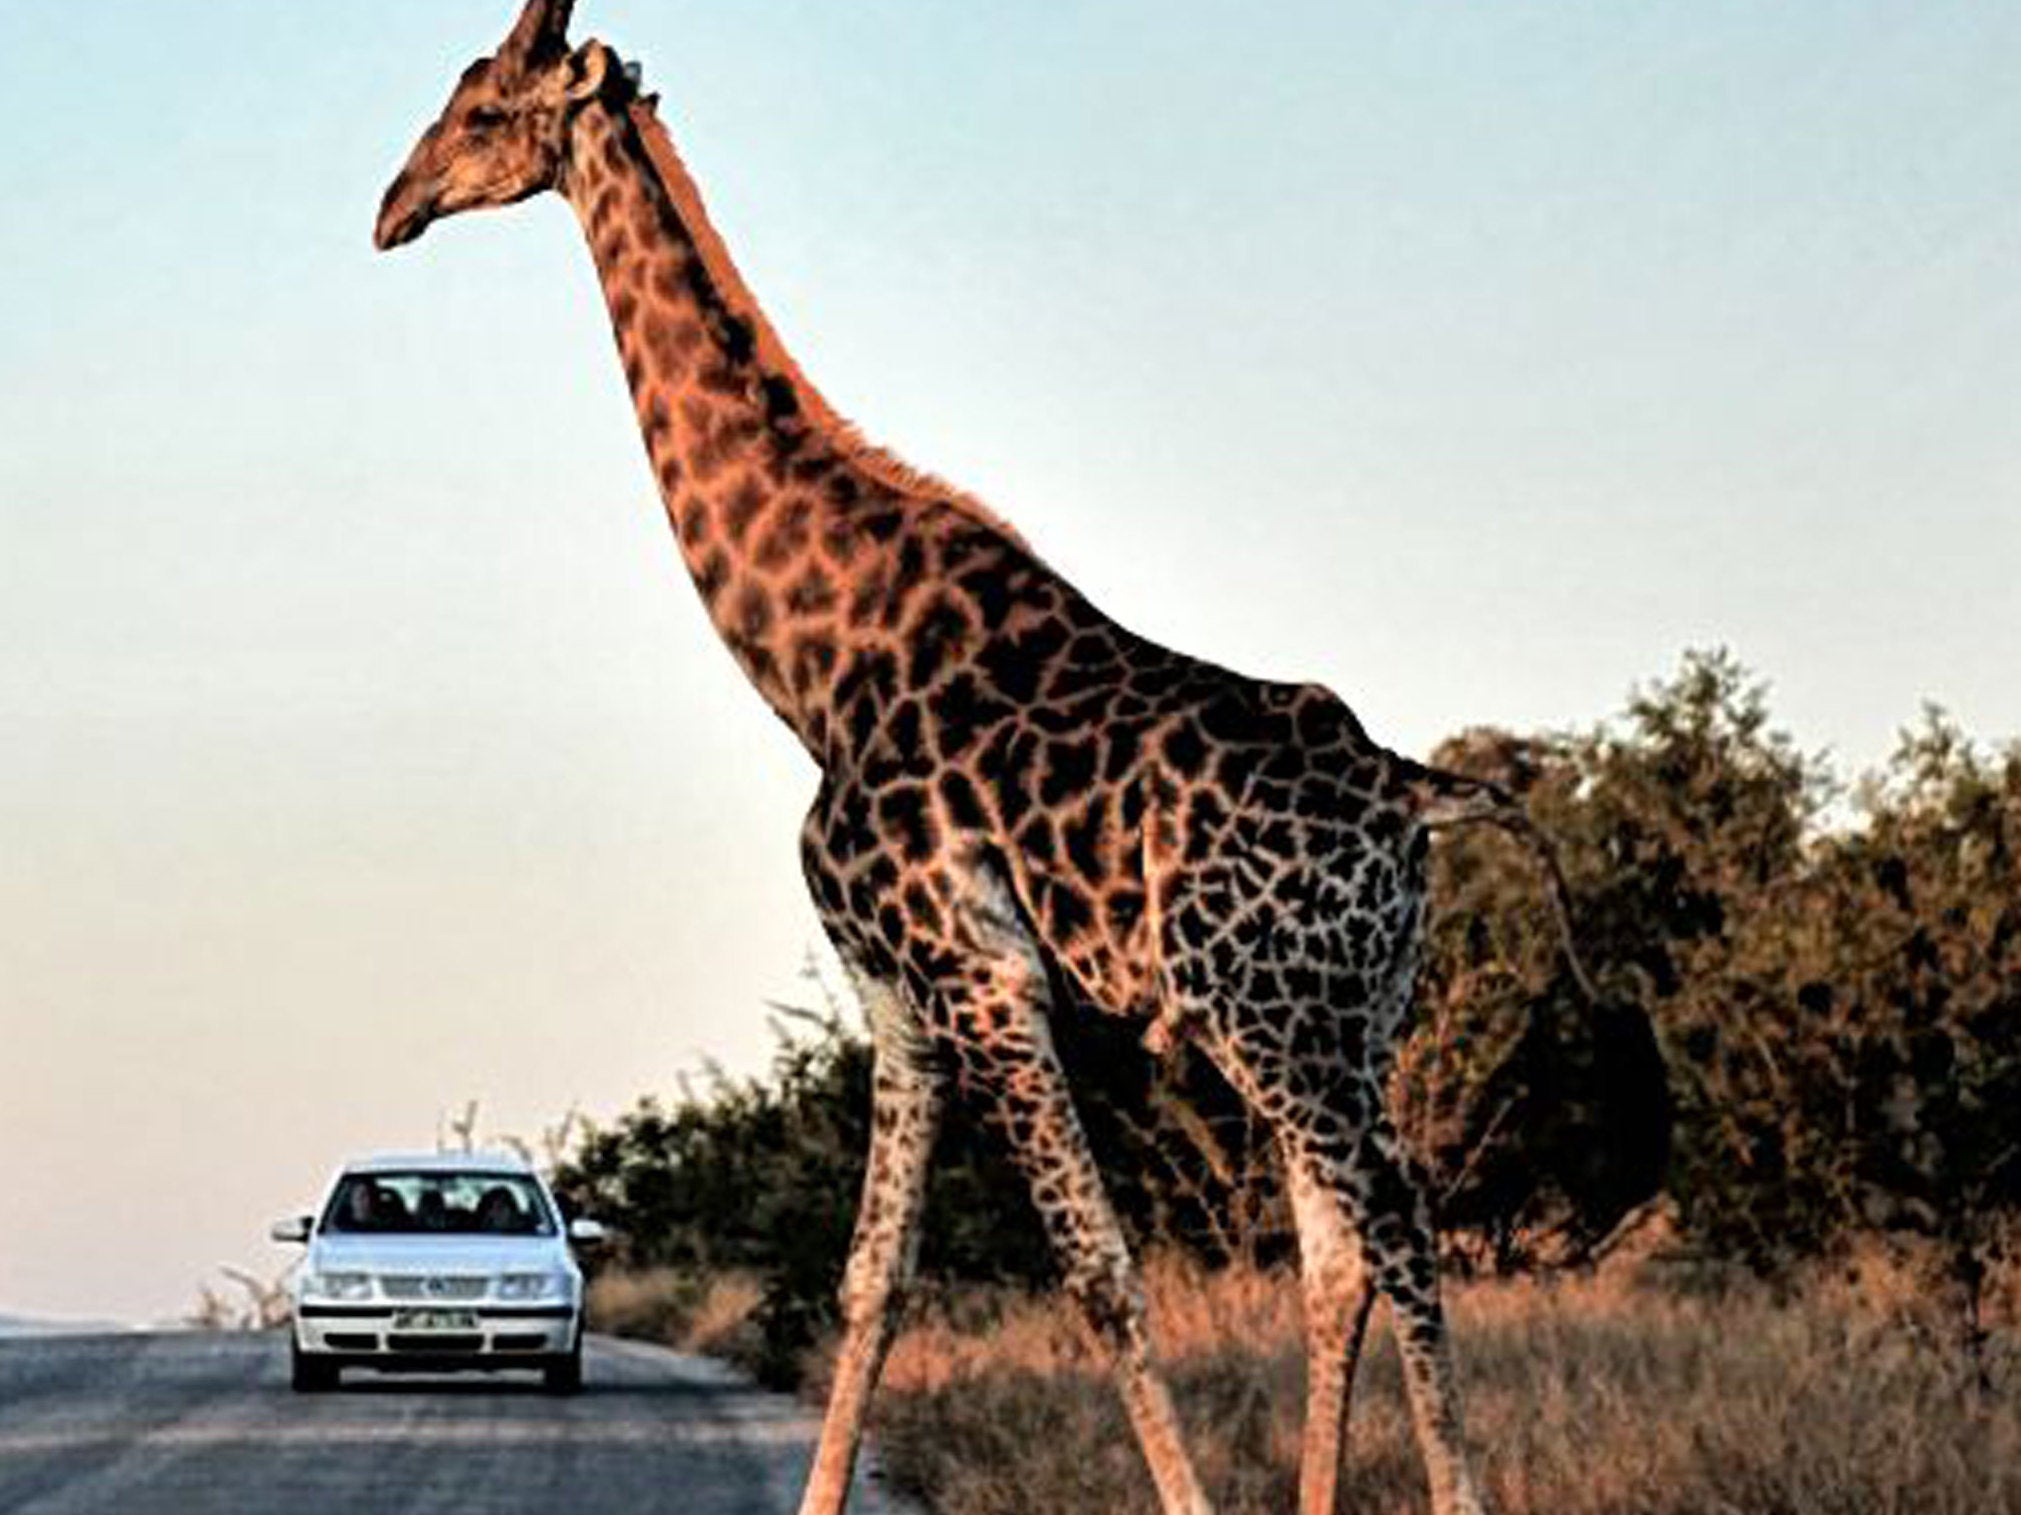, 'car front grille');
378,1274,488,1301
387,1333,485,1353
